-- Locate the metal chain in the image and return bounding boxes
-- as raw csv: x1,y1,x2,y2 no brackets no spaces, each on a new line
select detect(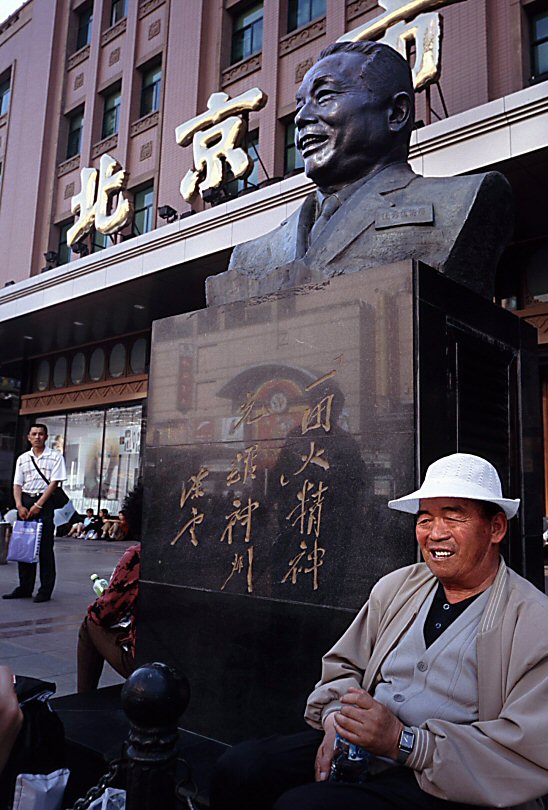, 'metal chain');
69,759,124,810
